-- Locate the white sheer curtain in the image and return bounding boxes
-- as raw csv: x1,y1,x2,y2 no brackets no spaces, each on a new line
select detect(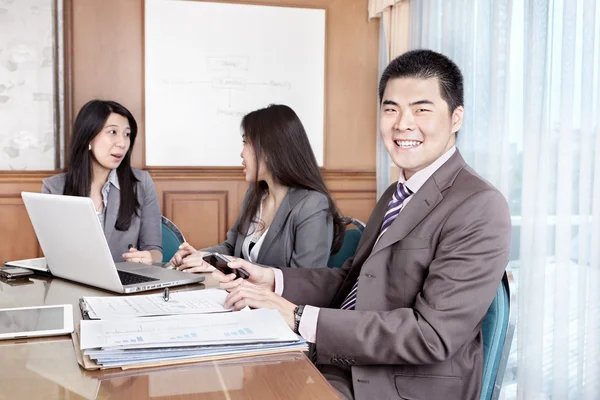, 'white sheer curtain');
409,0,600,399
371,1,410,199
376,21,390,199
